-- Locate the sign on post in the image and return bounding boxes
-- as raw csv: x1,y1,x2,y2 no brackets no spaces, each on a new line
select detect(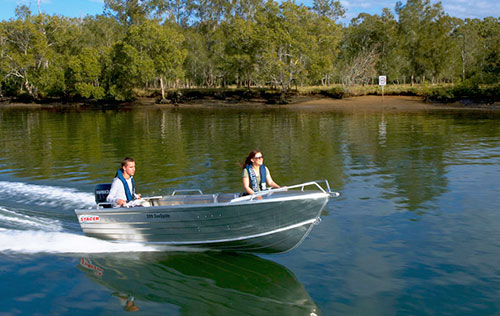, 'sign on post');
379,75,386,102
379,76,386,86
